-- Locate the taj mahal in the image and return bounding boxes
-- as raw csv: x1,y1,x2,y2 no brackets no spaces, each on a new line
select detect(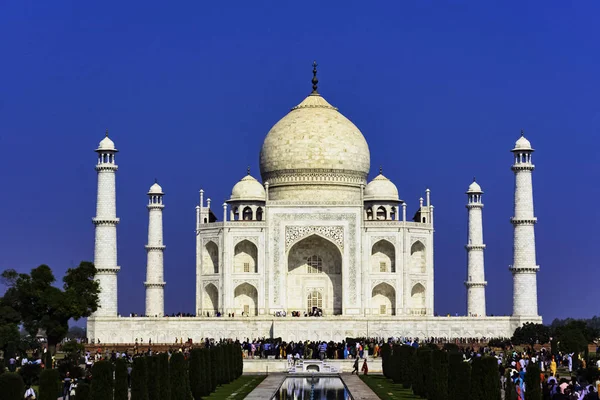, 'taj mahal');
87,66,542,343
